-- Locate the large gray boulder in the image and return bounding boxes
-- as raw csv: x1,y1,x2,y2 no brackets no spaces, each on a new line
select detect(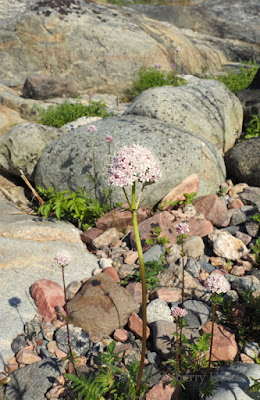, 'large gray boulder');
0,0,228,92
35,115,226,207
0,123,63,180
125,79,243,153
225,138,260,186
